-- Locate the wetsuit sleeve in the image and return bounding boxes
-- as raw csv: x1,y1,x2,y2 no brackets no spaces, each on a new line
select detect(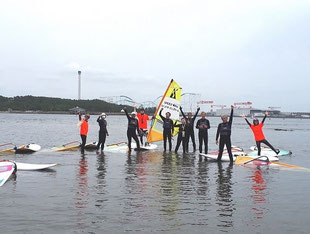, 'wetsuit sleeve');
172,121,175,134
216,124,220,141
229,108,234,126
193,108,199,121
124,109,130,120
159,109,165,121
262,114,267,123
196,120,200,129
207,120,210,129
245,118,251,127
180,107,186,119
79,114,82,121
97,116,100,123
